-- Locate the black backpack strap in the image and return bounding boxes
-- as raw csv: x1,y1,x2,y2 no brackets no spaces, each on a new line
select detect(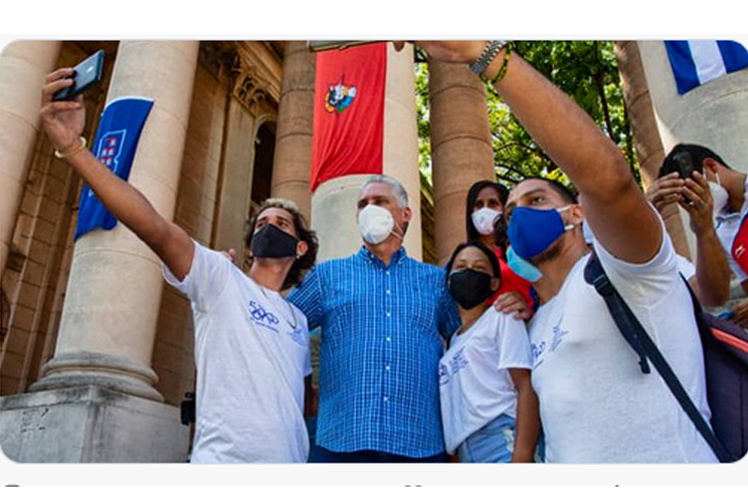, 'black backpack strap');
583,252,733,463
